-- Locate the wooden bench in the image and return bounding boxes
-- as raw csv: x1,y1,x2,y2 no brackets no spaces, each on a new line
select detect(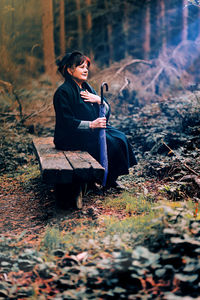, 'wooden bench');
32,137,104,209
